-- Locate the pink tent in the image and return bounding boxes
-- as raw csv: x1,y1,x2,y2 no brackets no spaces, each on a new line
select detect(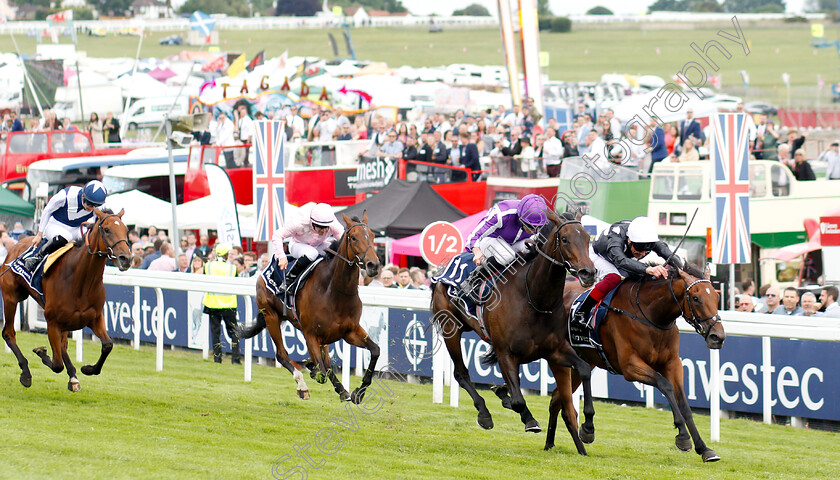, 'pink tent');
390,210,487,264
148,66,177,83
